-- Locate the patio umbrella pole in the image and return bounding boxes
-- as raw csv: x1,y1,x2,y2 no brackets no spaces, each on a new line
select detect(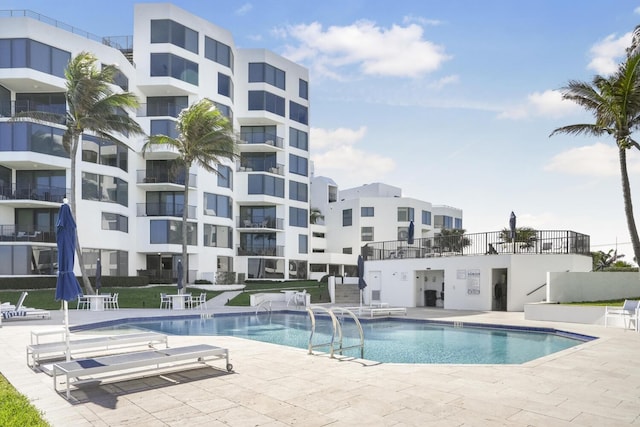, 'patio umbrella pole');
63,300,70,361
